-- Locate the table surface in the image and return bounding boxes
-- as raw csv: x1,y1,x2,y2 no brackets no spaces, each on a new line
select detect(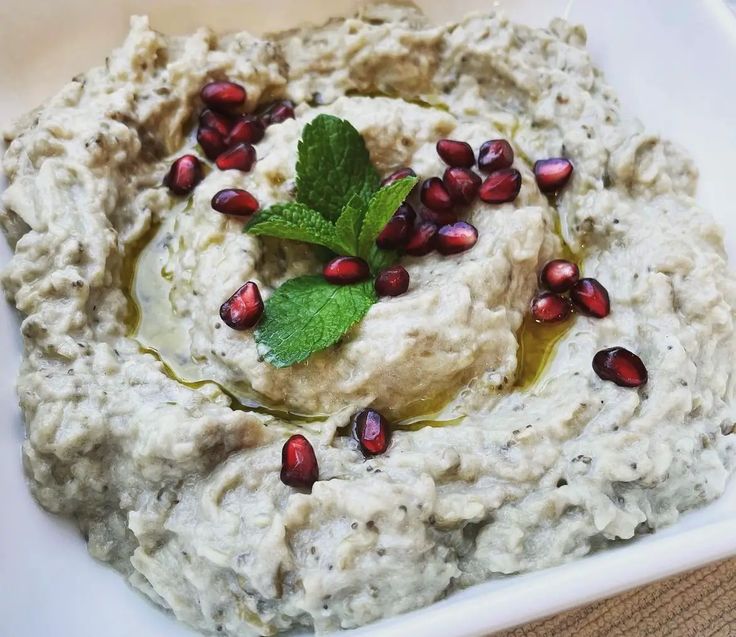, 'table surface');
493,557,736,637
